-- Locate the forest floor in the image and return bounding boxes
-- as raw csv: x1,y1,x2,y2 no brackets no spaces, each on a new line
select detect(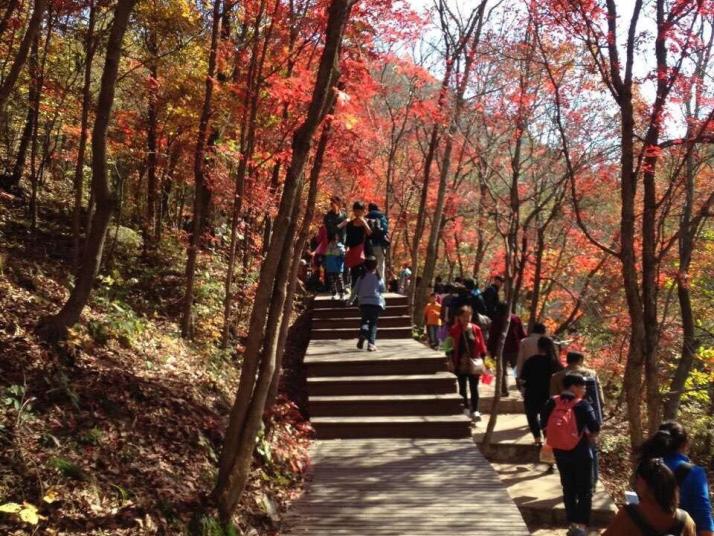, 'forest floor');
0,195,313,535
